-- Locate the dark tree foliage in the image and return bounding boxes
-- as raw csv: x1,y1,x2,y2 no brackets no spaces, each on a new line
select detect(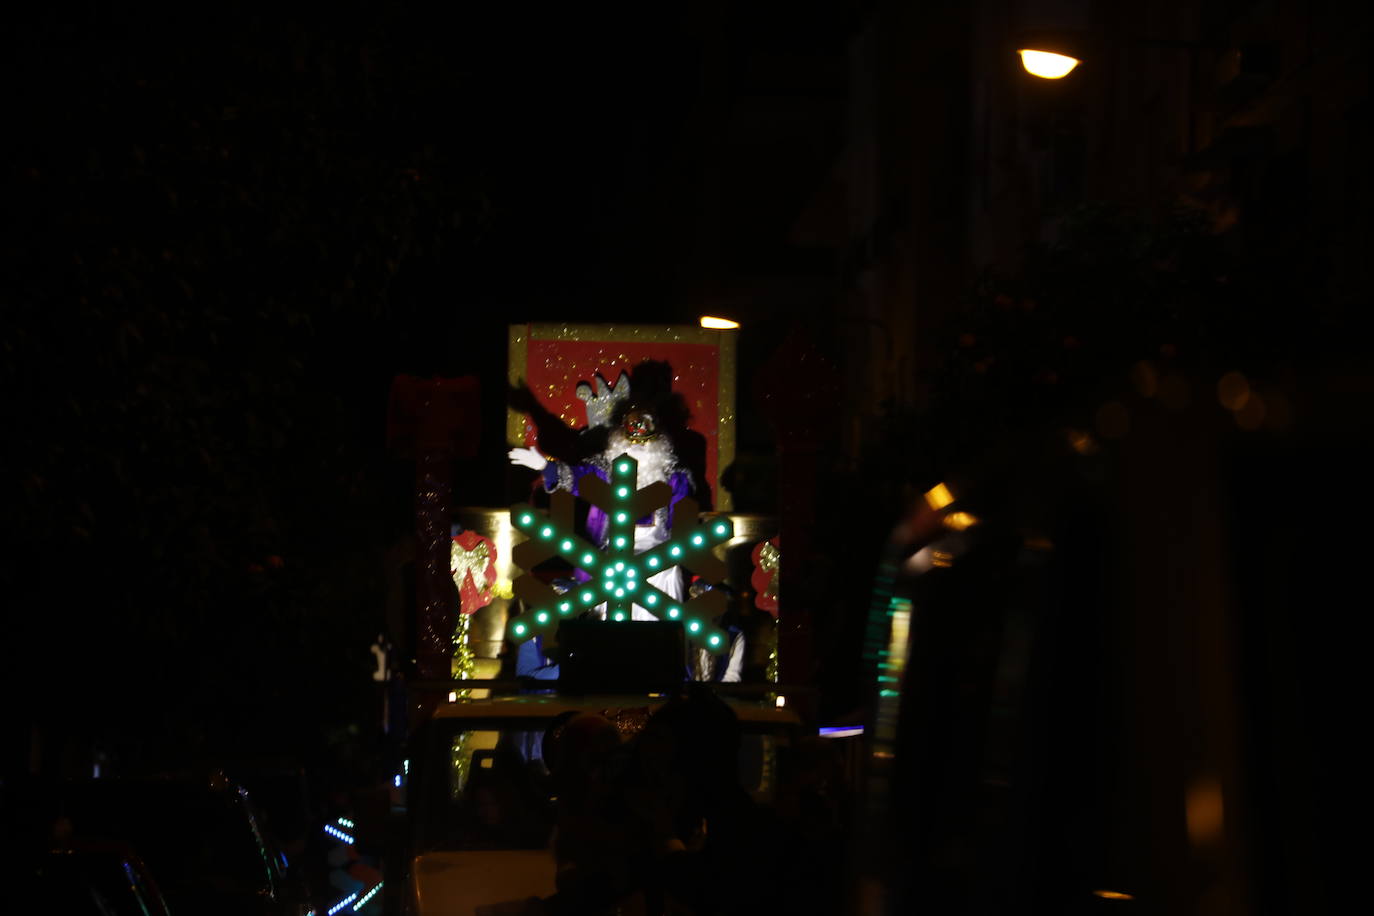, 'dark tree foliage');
2,8,490,769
